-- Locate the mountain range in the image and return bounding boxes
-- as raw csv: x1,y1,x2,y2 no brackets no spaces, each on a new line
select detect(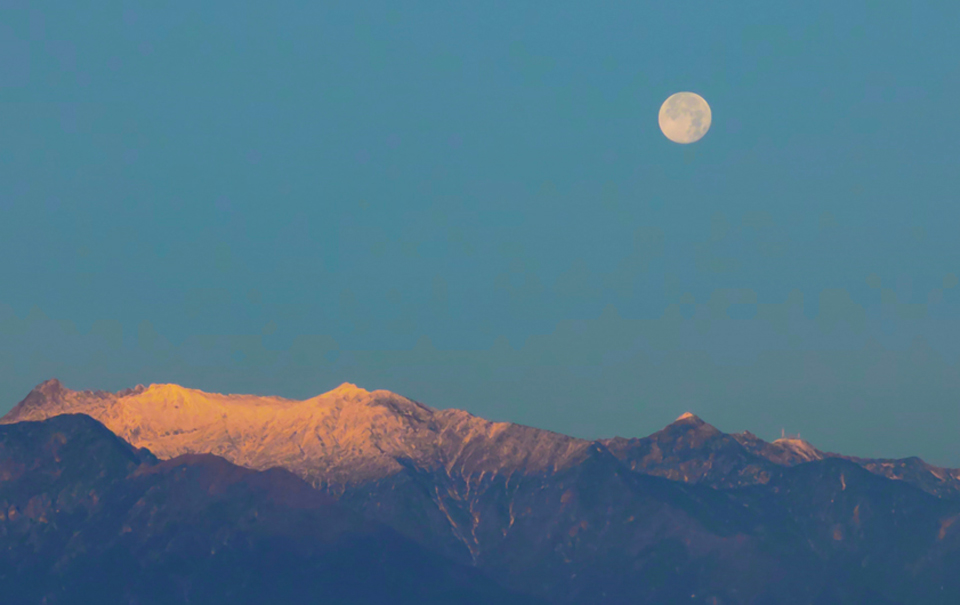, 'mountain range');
3,379,960,604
